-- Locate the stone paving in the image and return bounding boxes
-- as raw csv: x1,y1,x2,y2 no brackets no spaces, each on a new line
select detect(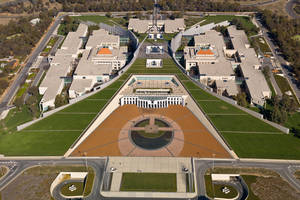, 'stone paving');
71,105,231,158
